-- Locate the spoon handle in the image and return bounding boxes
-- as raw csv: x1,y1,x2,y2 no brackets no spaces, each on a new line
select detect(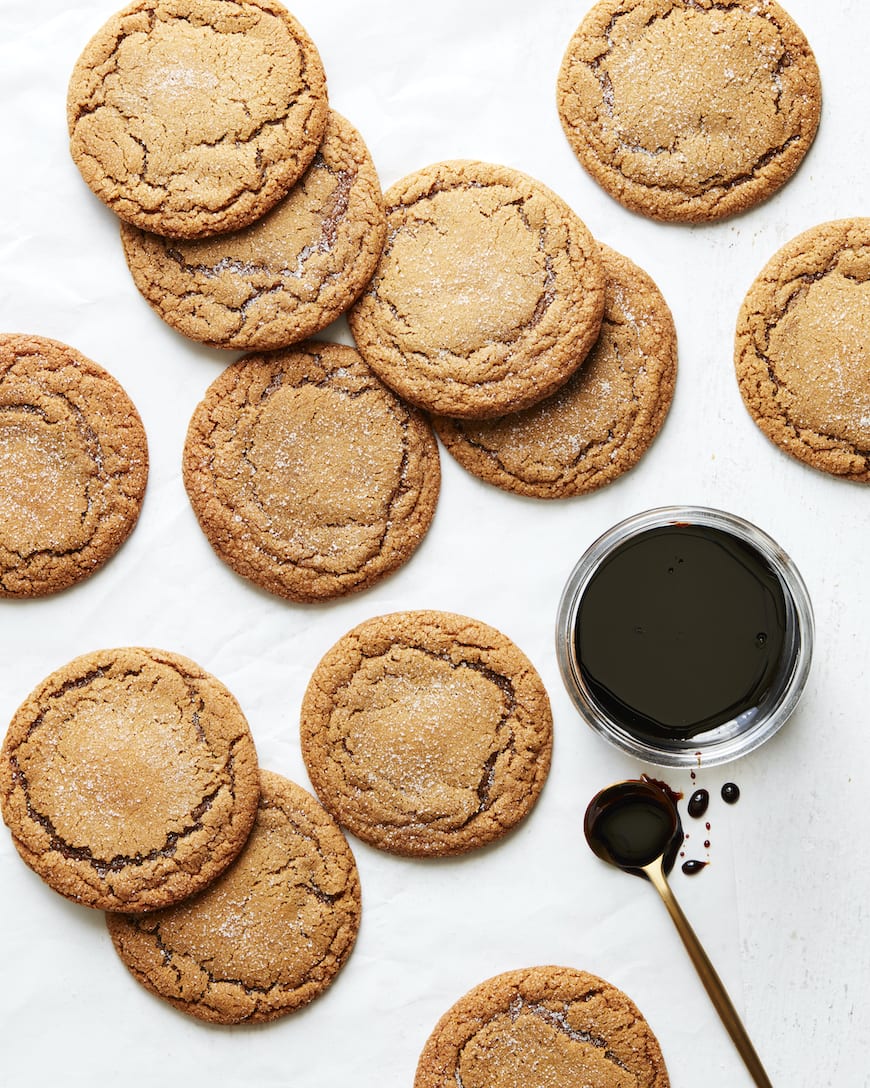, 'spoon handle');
642,860,773,1088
